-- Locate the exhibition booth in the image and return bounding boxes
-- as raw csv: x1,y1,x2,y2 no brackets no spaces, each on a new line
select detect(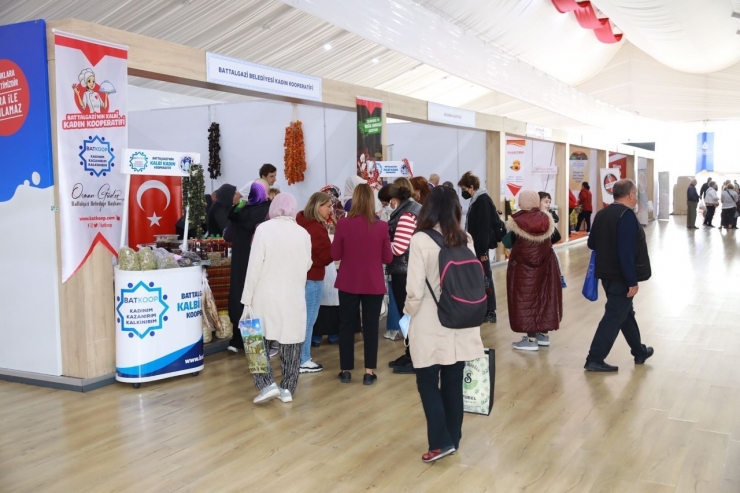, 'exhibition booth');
0,18,657,391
